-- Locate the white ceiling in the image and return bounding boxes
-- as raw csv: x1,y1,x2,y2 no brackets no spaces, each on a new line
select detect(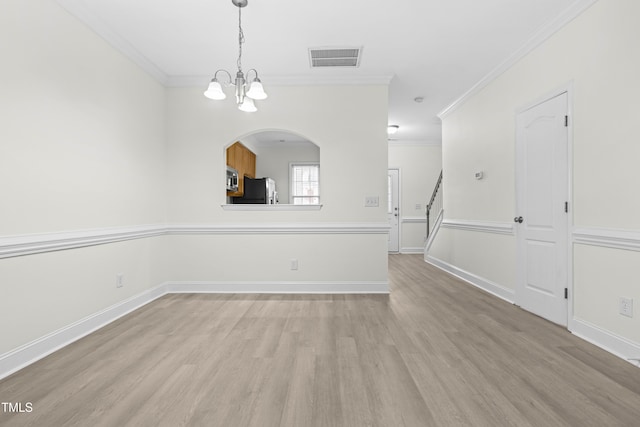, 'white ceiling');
56,0,593,141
